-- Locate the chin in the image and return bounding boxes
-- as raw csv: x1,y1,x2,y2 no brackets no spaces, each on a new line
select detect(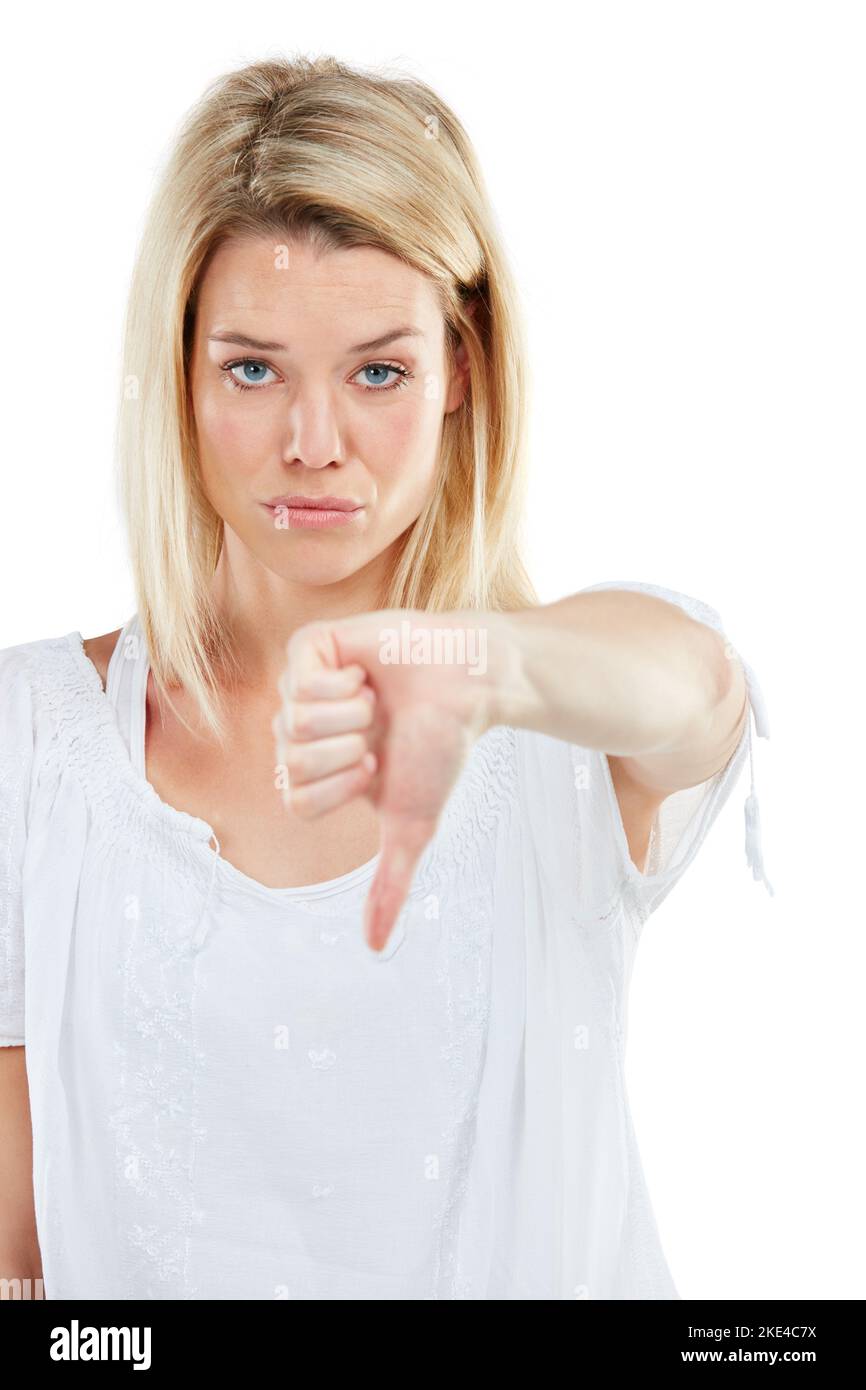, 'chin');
259,549,371,587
